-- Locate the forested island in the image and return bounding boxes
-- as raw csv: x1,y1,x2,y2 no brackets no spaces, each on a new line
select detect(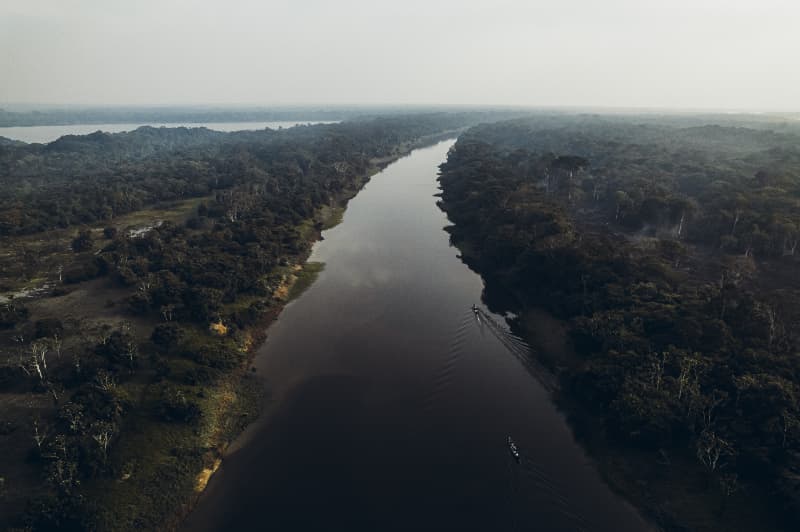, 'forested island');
0,112,512,530
438,114,800,531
